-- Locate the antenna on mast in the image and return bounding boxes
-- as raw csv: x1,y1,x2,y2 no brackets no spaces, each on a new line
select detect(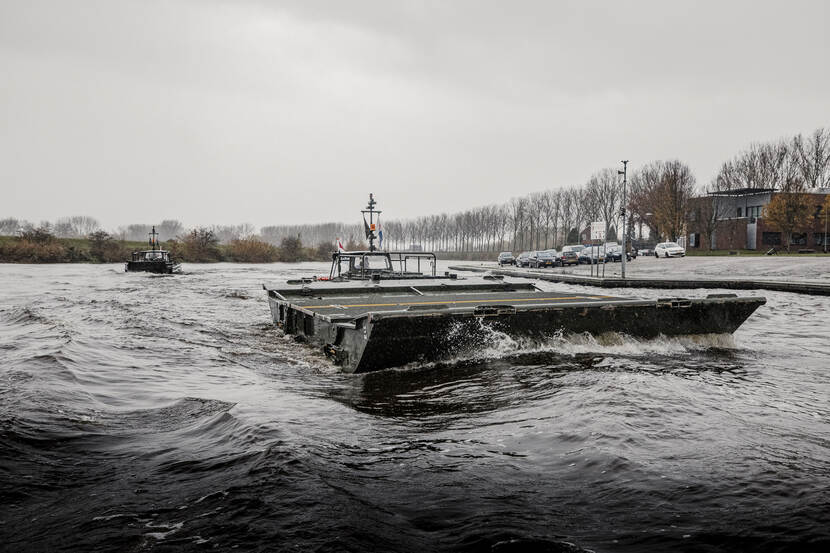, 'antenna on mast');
149,226,159,251
361,193,382,252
